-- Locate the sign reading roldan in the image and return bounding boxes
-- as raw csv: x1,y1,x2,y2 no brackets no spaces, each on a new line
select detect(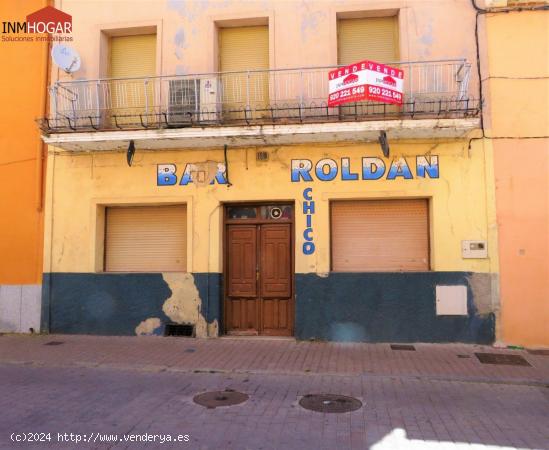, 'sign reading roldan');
328,60,404,106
